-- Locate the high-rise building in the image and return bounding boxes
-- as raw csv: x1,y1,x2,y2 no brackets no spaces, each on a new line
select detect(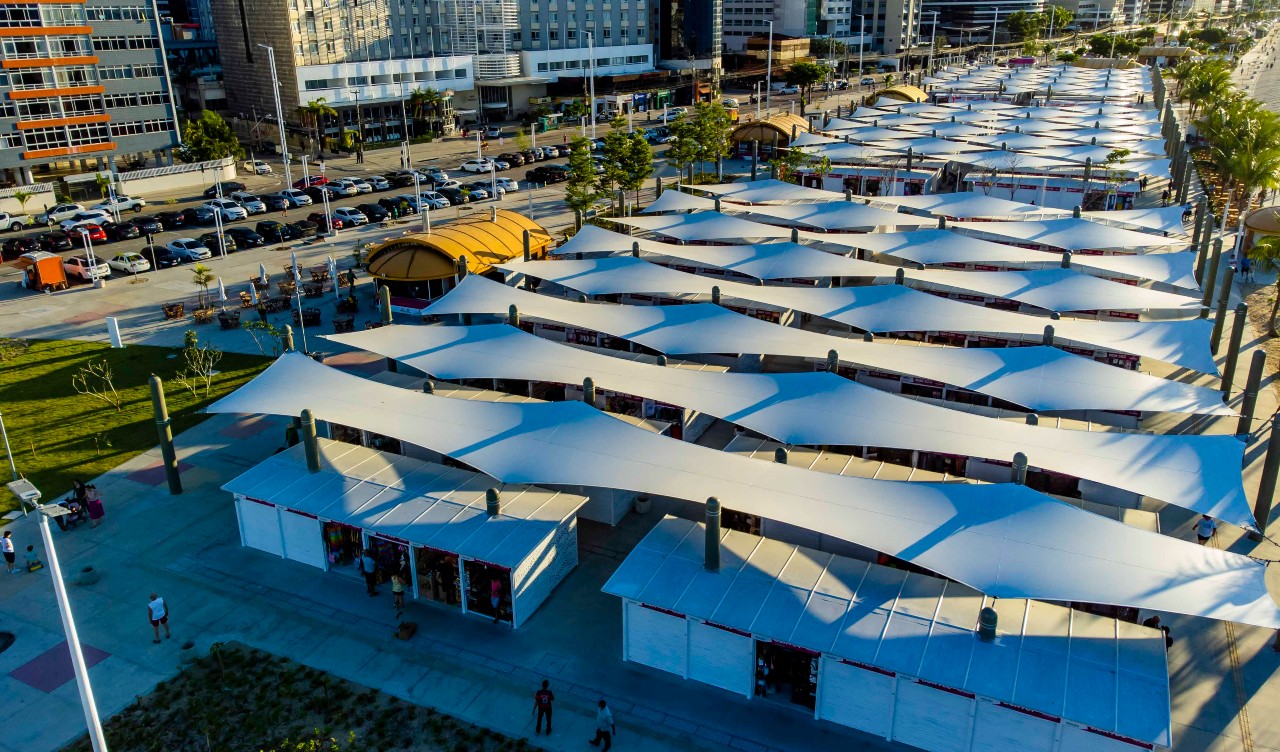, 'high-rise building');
0,0,181,184
724,0,919,58
920,0,1044,30
657,0,722,72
